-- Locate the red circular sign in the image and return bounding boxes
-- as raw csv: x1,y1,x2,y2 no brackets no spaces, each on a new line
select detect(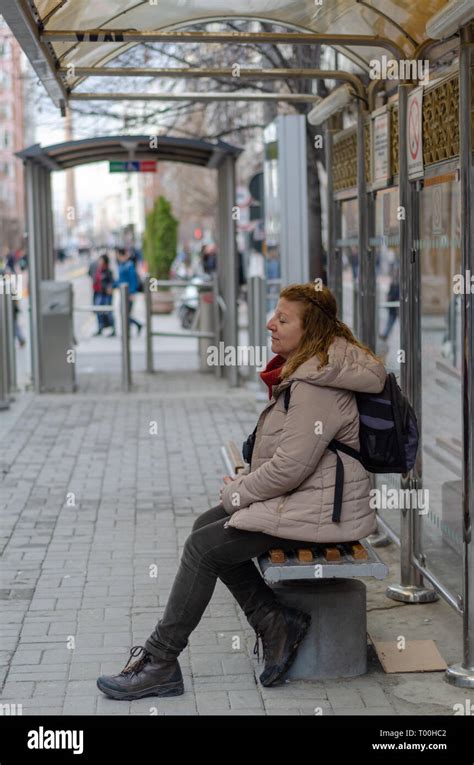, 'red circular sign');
408,97,420,161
